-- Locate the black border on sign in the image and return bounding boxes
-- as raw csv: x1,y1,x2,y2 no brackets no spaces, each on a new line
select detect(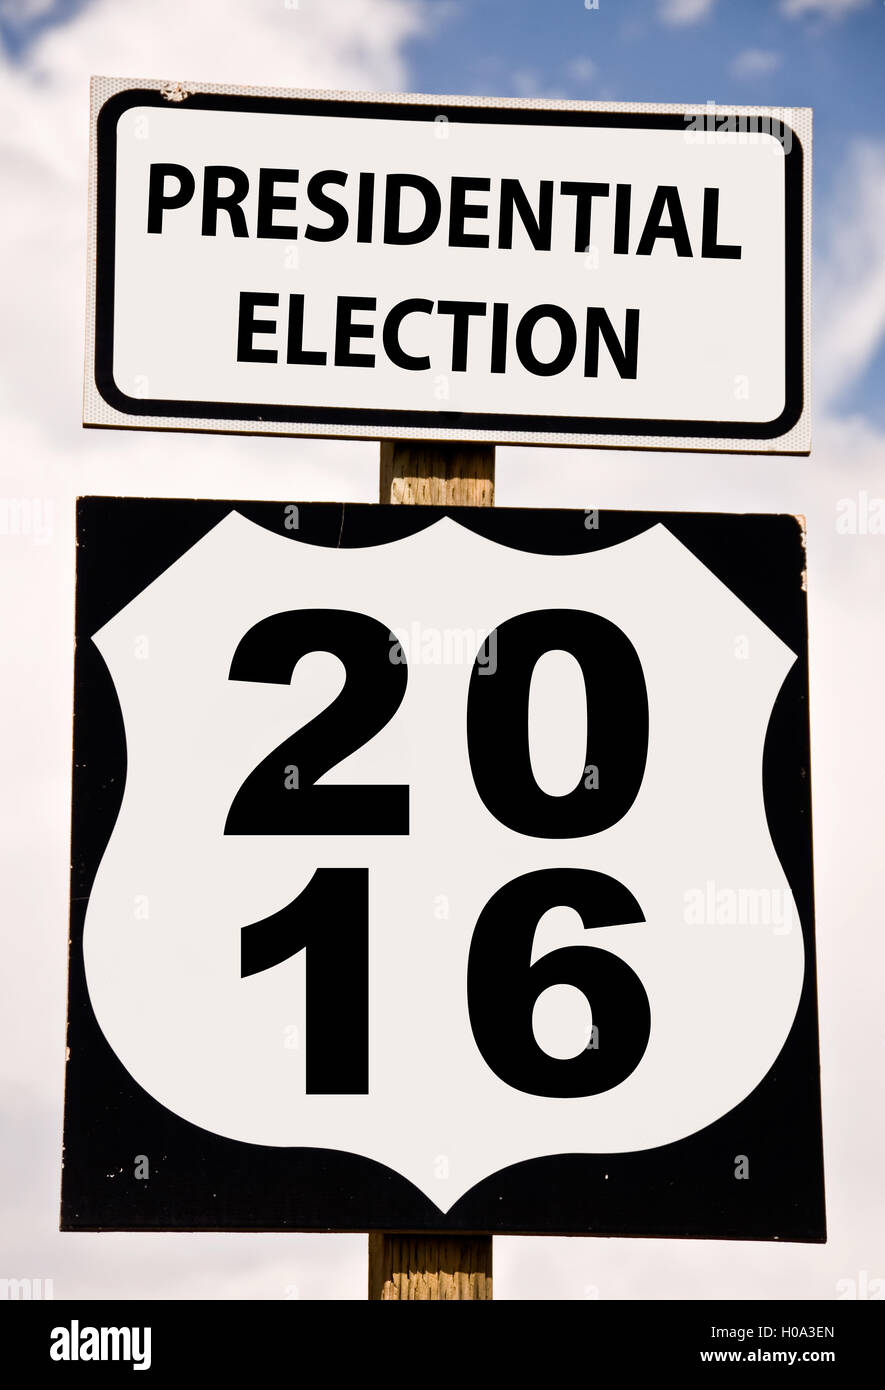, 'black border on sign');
62,500,825,1240
92,92,805,442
